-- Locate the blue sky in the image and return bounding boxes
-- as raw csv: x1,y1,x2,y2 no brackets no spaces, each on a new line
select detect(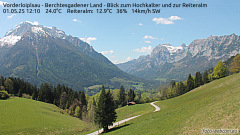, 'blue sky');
0,0,240,64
